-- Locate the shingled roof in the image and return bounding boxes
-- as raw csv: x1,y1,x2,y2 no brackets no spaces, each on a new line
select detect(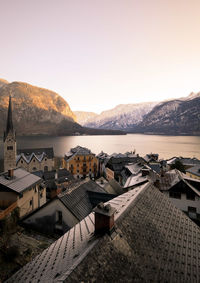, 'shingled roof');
0,168,42,194
17,147,54,162
6,182,200,282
